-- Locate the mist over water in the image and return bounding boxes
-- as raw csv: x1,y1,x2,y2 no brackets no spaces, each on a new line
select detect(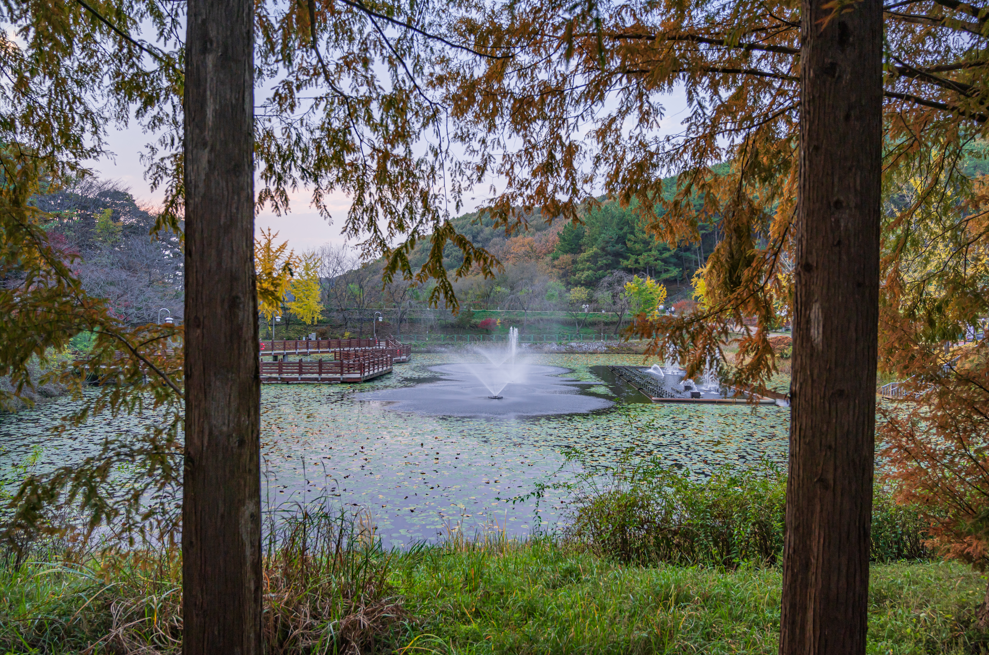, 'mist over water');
356,330,613,418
